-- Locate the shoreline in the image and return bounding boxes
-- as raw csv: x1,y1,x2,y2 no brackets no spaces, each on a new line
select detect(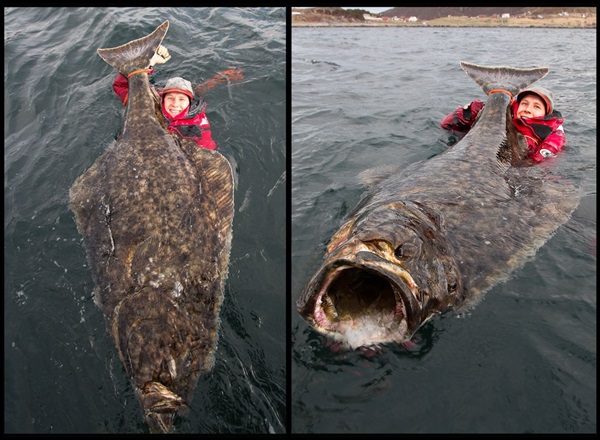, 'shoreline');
291,14,596,30
292,22,596,29
292,23,596,30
